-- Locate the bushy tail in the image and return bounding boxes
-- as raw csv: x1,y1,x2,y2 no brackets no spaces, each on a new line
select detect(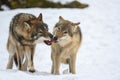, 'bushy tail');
14,53,18,66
